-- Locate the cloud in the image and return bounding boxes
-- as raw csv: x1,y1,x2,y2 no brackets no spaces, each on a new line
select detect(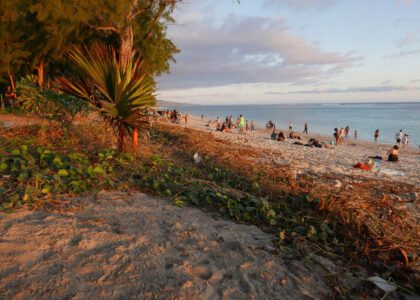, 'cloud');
159,15,361,90
390,48,420,58
397,32,420,47
397,0,415,4
262,0,337,10
266,85,420,95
